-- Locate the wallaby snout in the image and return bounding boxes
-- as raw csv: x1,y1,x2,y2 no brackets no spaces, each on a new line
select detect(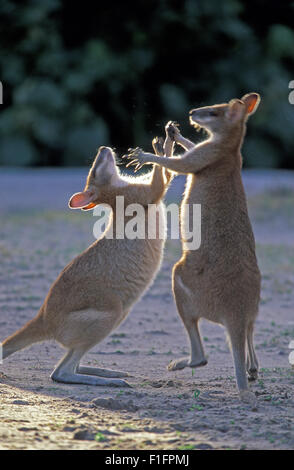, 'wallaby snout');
189,107,218,128
98,146,113,157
